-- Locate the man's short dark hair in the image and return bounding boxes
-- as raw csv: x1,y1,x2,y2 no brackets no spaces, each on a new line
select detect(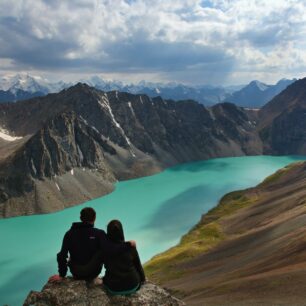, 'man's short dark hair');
80,207,96,223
